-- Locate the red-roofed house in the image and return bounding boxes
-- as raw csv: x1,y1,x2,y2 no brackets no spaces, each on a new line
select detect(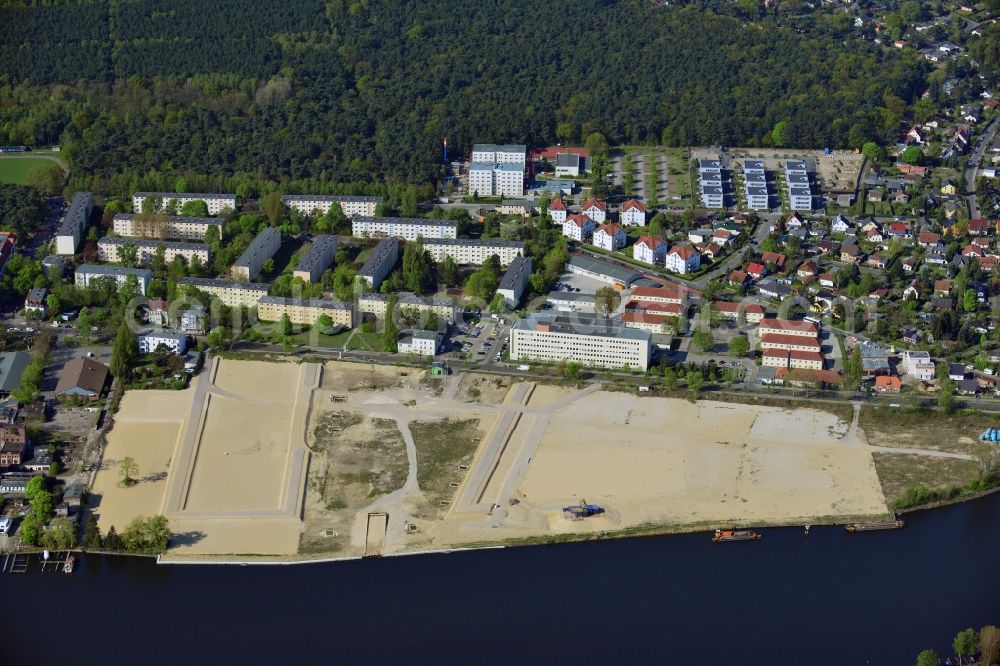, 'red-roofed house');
867,227,884,243
963,244,984,258
917,231,941,247
621,310,674,333
969,218,991,236
620,199,646,227
728,270,750,286
746,262,767,279
762,348,823,370
712,229,734,246
697,242,723,260
797,261,818,279
633,236,667,265
665,244,700,274
819,273,835,288
562,213,595,242
760,333,822,352
593,223,626,252
761,252,786,269
629,286,683,304
711,301,765,324
874,376,902,393
581,199,607,223
758,318,819,338
548,198,567,224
